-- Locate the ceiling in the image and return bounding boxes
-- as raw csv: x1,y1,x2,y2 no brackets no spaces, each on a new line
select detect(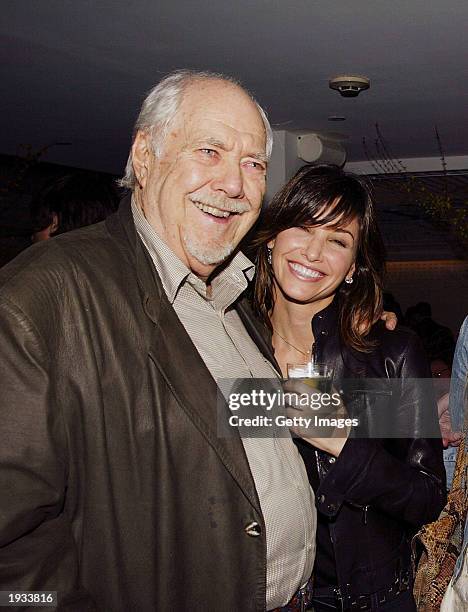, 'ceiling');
2,1,468,175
